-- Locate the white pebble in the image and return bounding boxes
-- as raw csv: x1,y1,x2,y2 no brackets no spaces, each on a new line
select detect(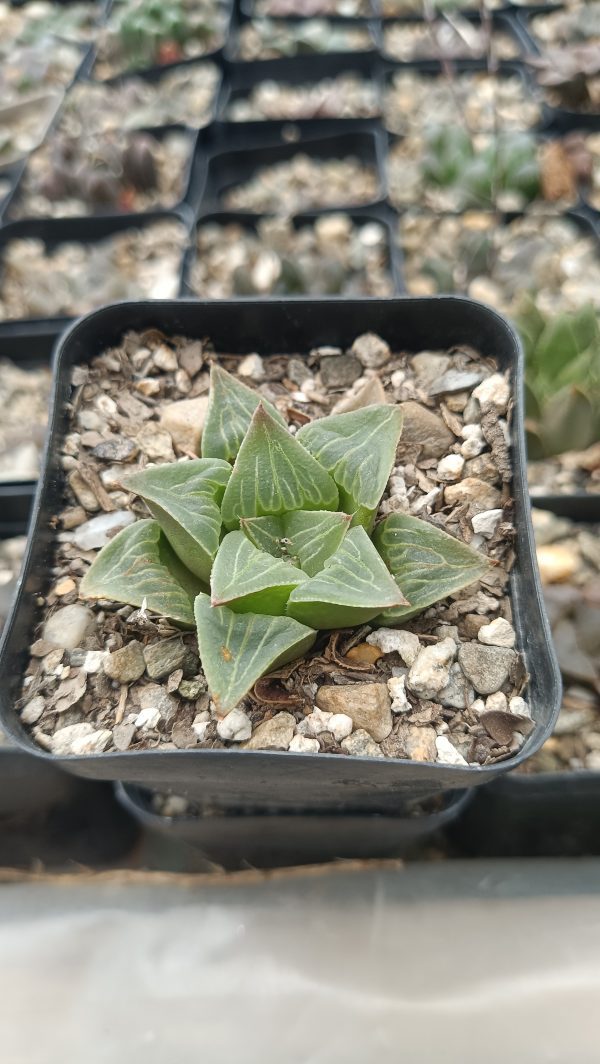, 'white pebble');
297,707,333,737
193,721,210,742
217,708,252,742
471,509,503,539
485,691,508,712
460,425,486,458
72,510,135,551
289,734,320,754
42,603,95,651
509,696,532,721
407,638,456,699
436,454,465,482
20,696,45,725
82,650,108,674
50,723,112,756
328,713,354,741
390,369,406,389
134,706,161,731
478,617,516,648
472,373,510,414
237,353,264,381
387,675,411,713
366,628,421,664
435,735,468,766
